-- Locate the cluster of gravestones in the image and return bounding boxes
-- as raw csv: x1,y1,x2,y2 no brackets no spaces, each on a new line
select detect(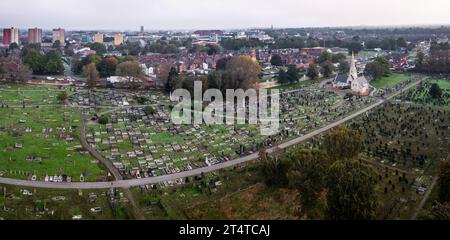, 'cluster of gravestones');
351,102,450,169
